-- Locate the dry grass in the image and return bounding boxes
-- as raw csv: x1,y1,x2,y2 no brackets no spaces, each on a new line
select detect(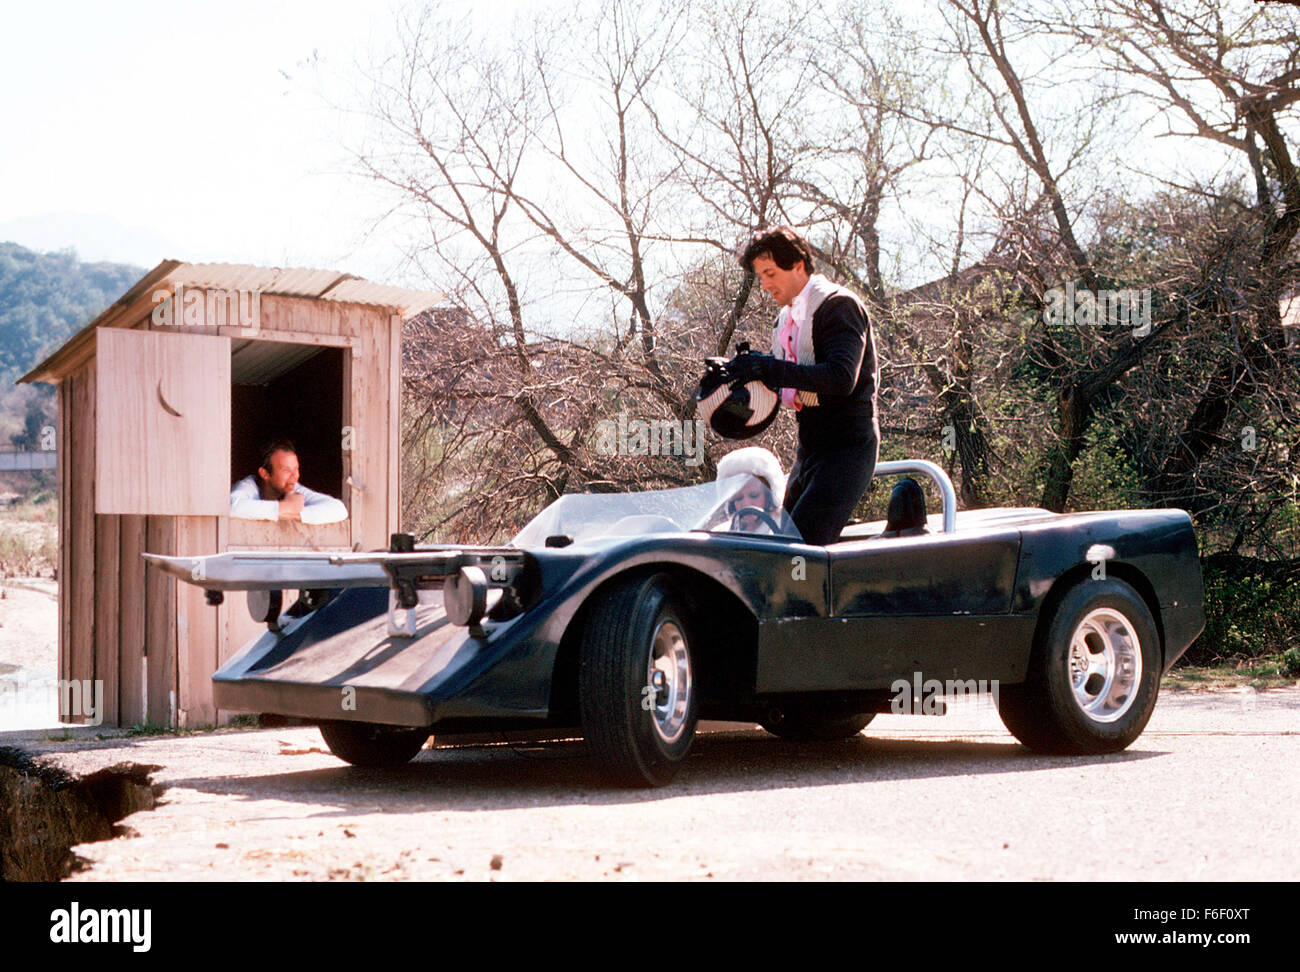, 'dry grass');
0,499,58,577
1164,663,1300,693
